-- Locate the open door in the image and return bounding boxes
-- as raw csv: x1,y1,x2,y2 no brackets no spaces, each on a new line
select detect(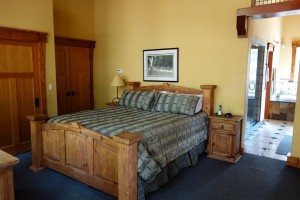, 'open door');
264,43,275,119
